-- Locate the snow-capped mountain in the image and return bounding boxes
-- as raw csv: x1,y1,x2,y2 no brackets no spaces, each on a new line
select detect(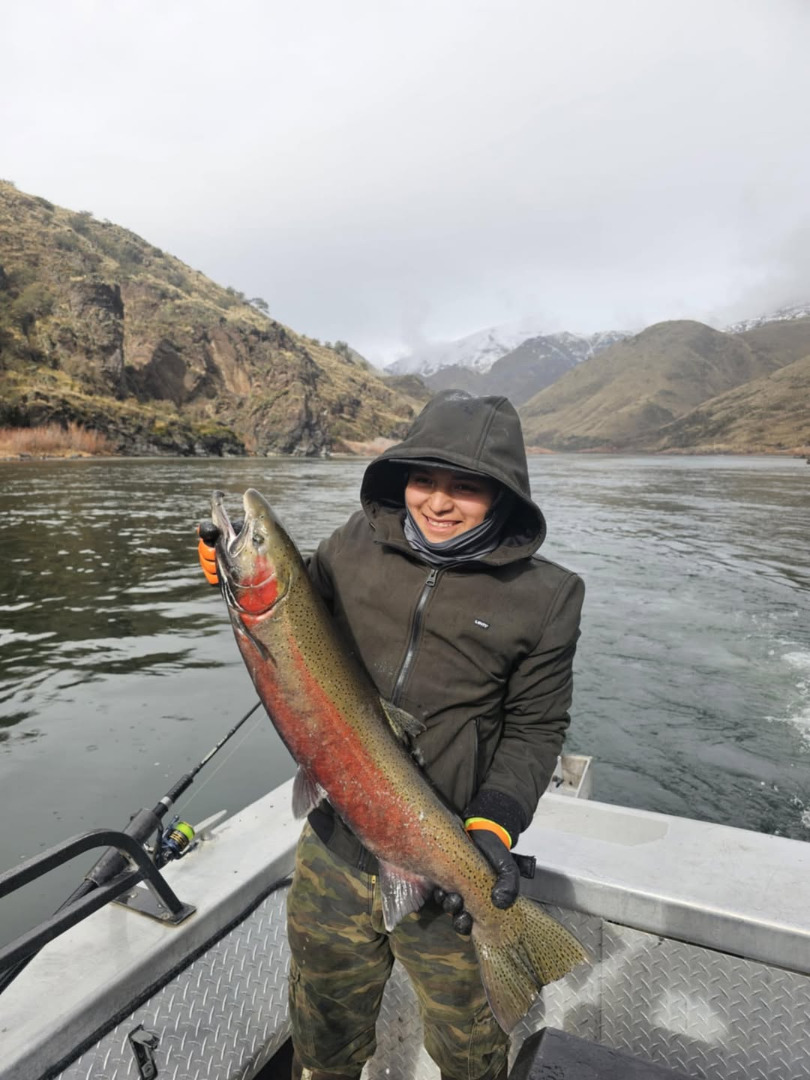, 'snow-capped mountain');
386,318,550,377
386,319,629,378
418,328,632,405
725,301,810,334
523,329,631,365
